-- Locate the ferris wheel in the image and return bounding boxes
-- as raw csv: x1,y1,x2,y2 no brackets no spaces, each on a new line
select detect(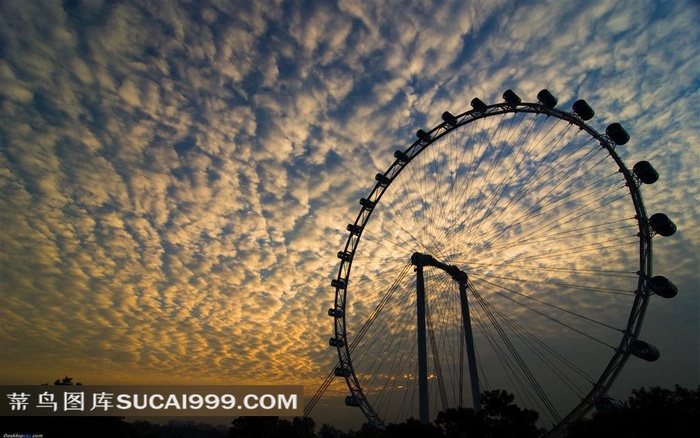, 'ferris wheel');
319,89,678,436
